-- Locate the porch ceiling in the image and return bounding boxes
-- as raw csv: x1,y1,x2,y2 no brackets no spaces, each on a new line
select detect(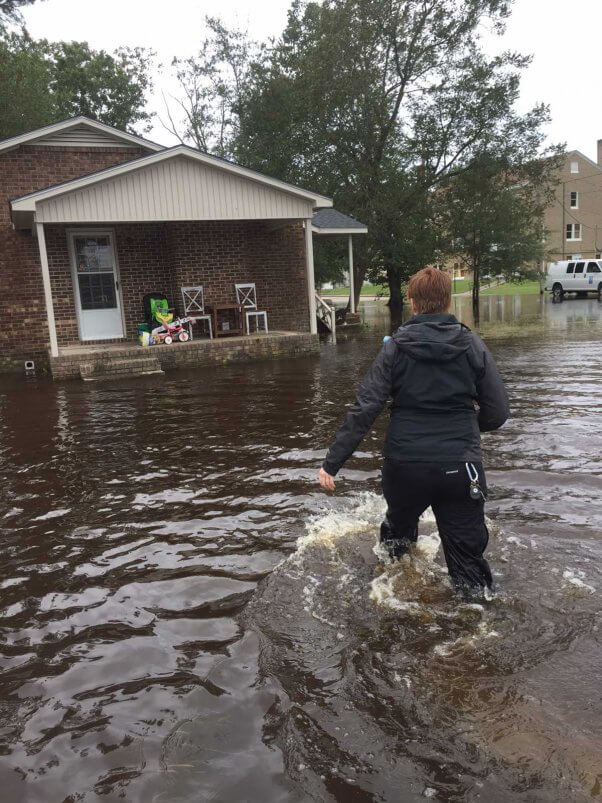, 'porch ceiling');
11,146,332,230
